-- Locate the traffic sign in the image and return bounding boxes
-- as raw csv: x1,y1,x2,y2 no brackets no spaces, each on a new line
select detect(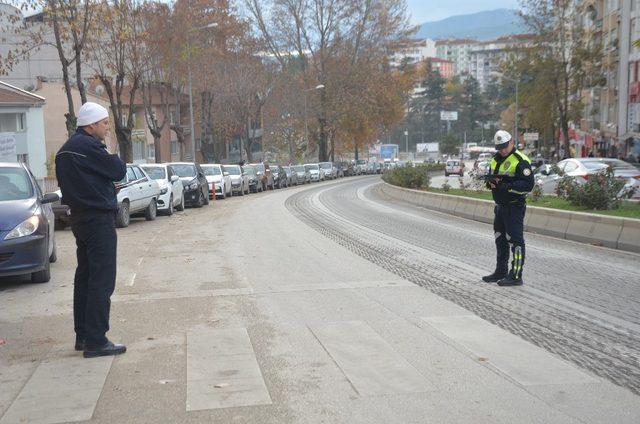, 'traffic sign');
440,111,458,121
